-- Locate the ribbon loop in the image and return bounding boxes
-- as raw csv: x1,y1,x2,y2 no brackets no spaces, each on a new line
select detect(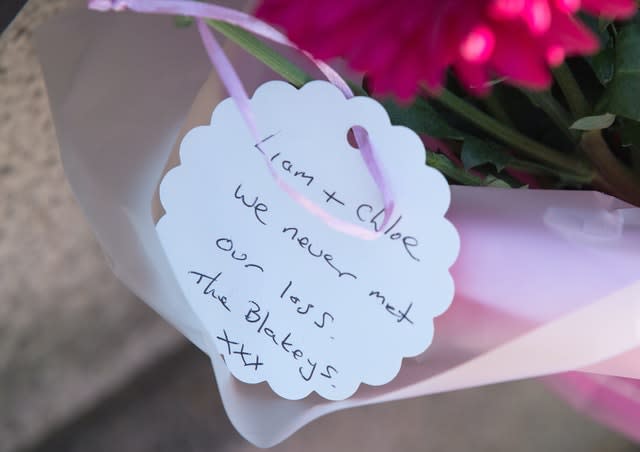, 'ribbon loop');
88,0,396,239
